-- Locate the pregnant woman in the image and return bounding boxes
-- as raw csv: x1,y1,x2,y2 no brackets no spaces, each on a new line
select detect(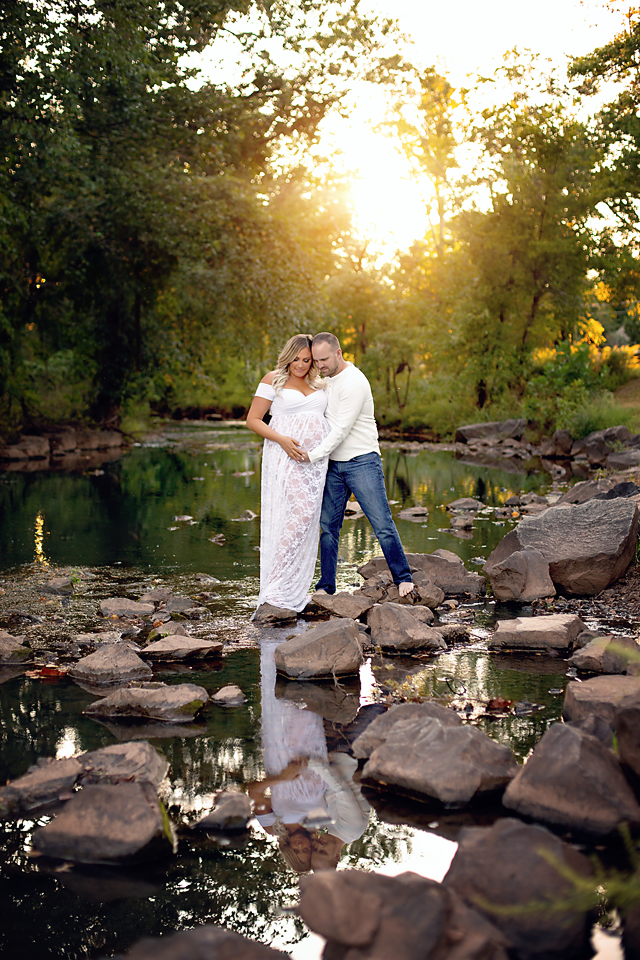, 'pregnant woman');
246,334,329,614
